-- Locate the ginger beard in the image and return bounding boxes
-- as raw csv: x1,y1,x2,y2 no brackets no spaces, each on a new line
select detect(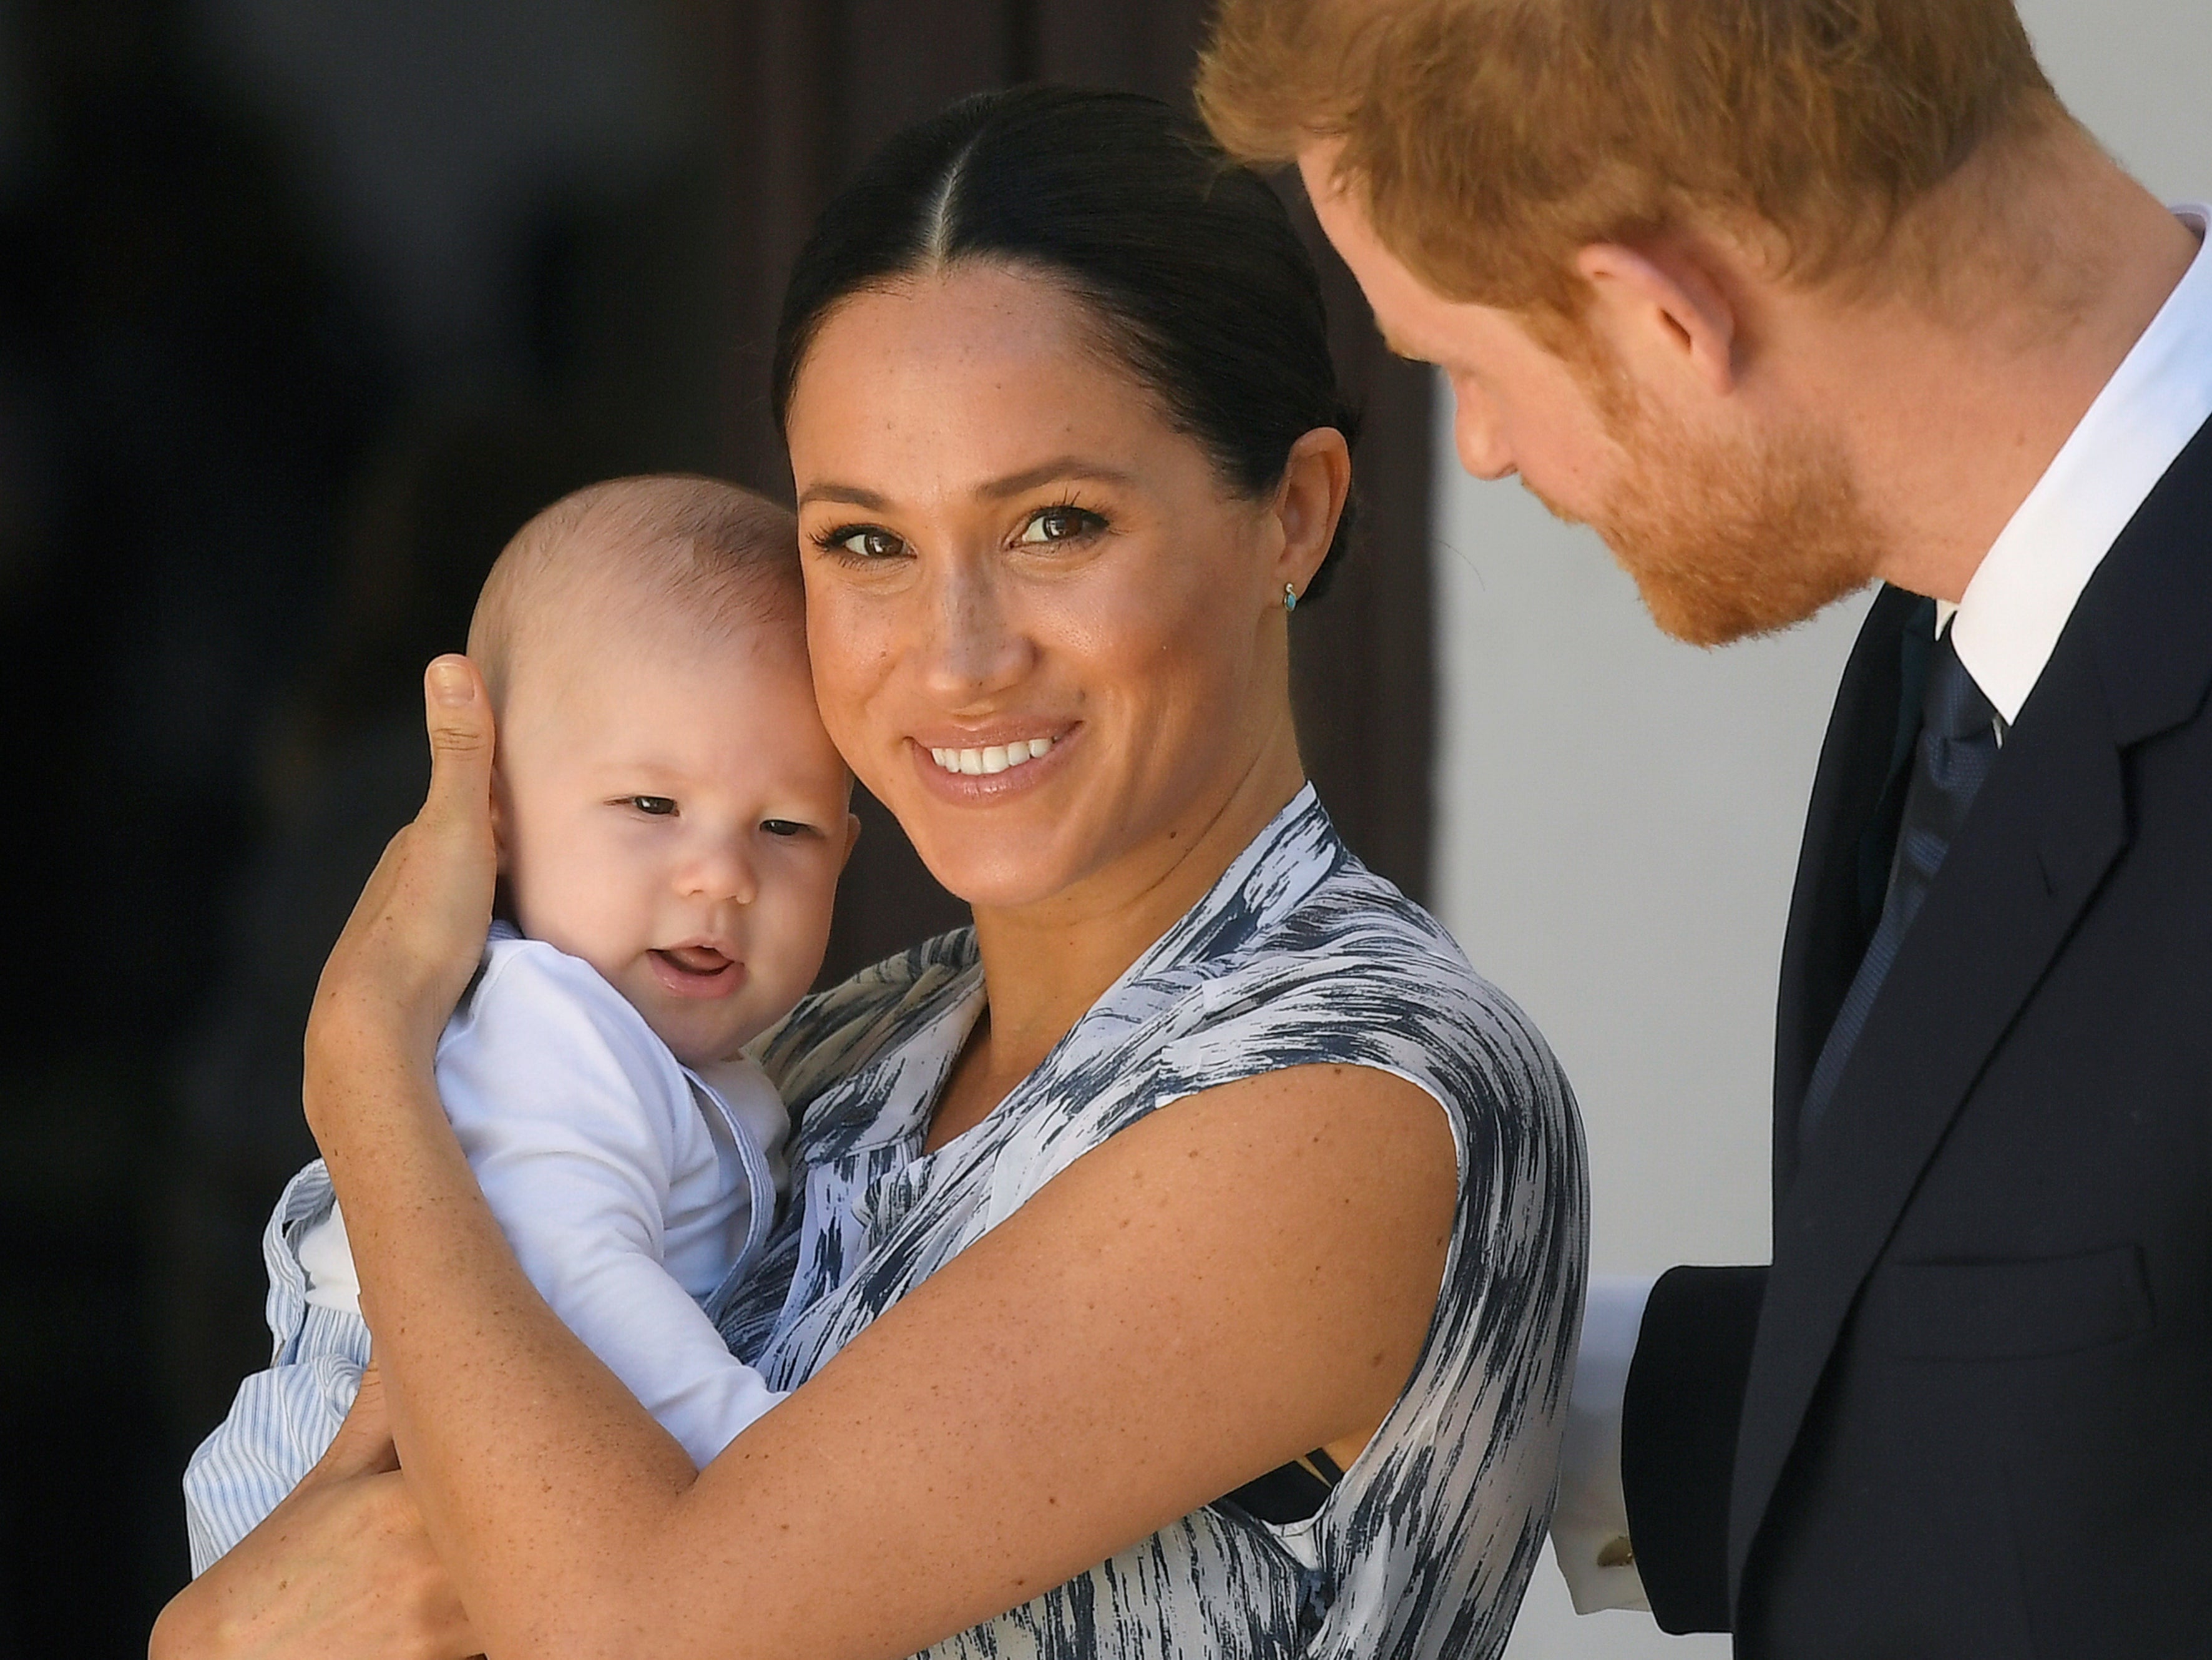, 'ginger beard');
1529,352,1887,646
